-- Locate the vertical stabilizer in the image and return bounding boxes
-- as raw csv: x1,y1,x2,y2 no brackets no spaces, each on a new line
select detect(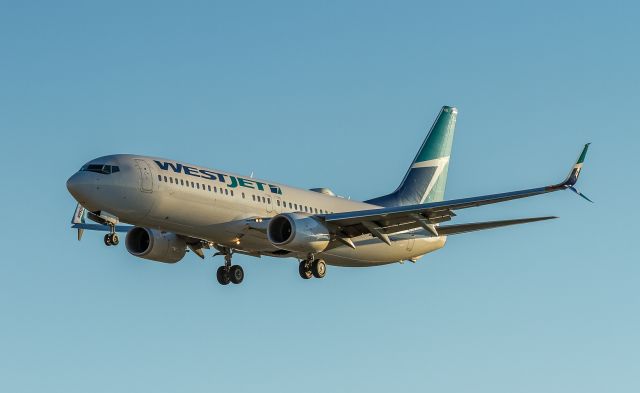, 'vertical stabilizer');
366,106,457,207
